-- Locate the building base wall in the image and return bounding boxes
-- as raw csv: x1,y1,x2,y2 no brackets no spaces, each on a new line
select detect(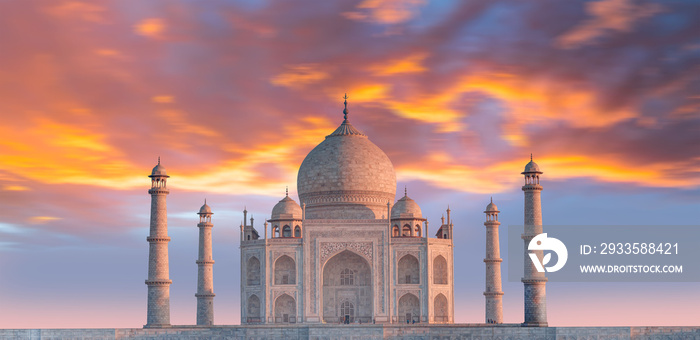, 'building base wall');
1,325,699,340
